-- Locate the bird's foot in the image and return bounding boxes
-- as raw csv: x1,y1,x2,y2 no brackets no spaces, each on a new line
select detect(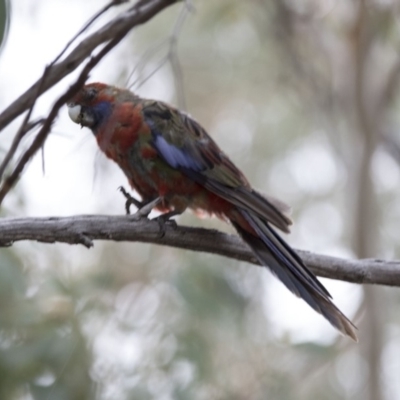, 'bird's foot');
118,186,143,215
153,210,181,237
118,187,162,219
